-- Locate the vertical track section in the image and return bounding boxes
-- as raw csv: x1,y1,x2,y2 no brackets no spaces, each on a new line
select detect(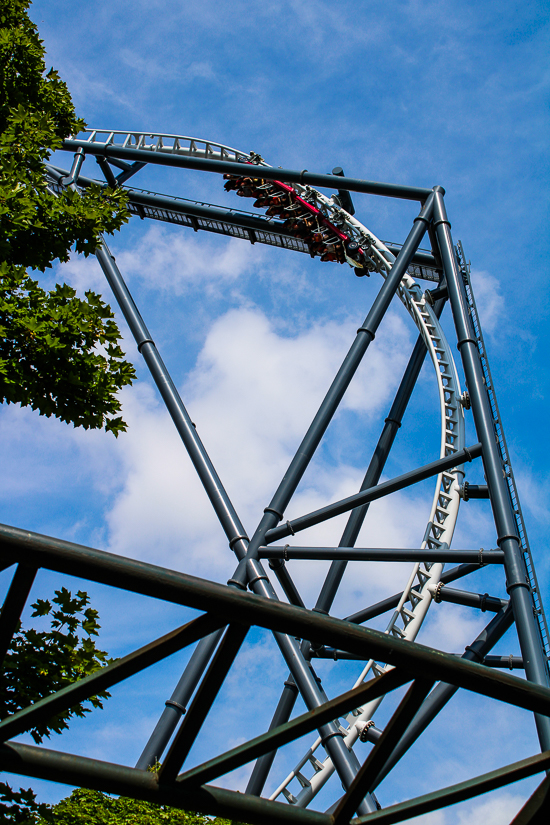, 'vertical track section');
456,242,550,679
268,277,465,808
53,133,469,808
184,149,467,808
